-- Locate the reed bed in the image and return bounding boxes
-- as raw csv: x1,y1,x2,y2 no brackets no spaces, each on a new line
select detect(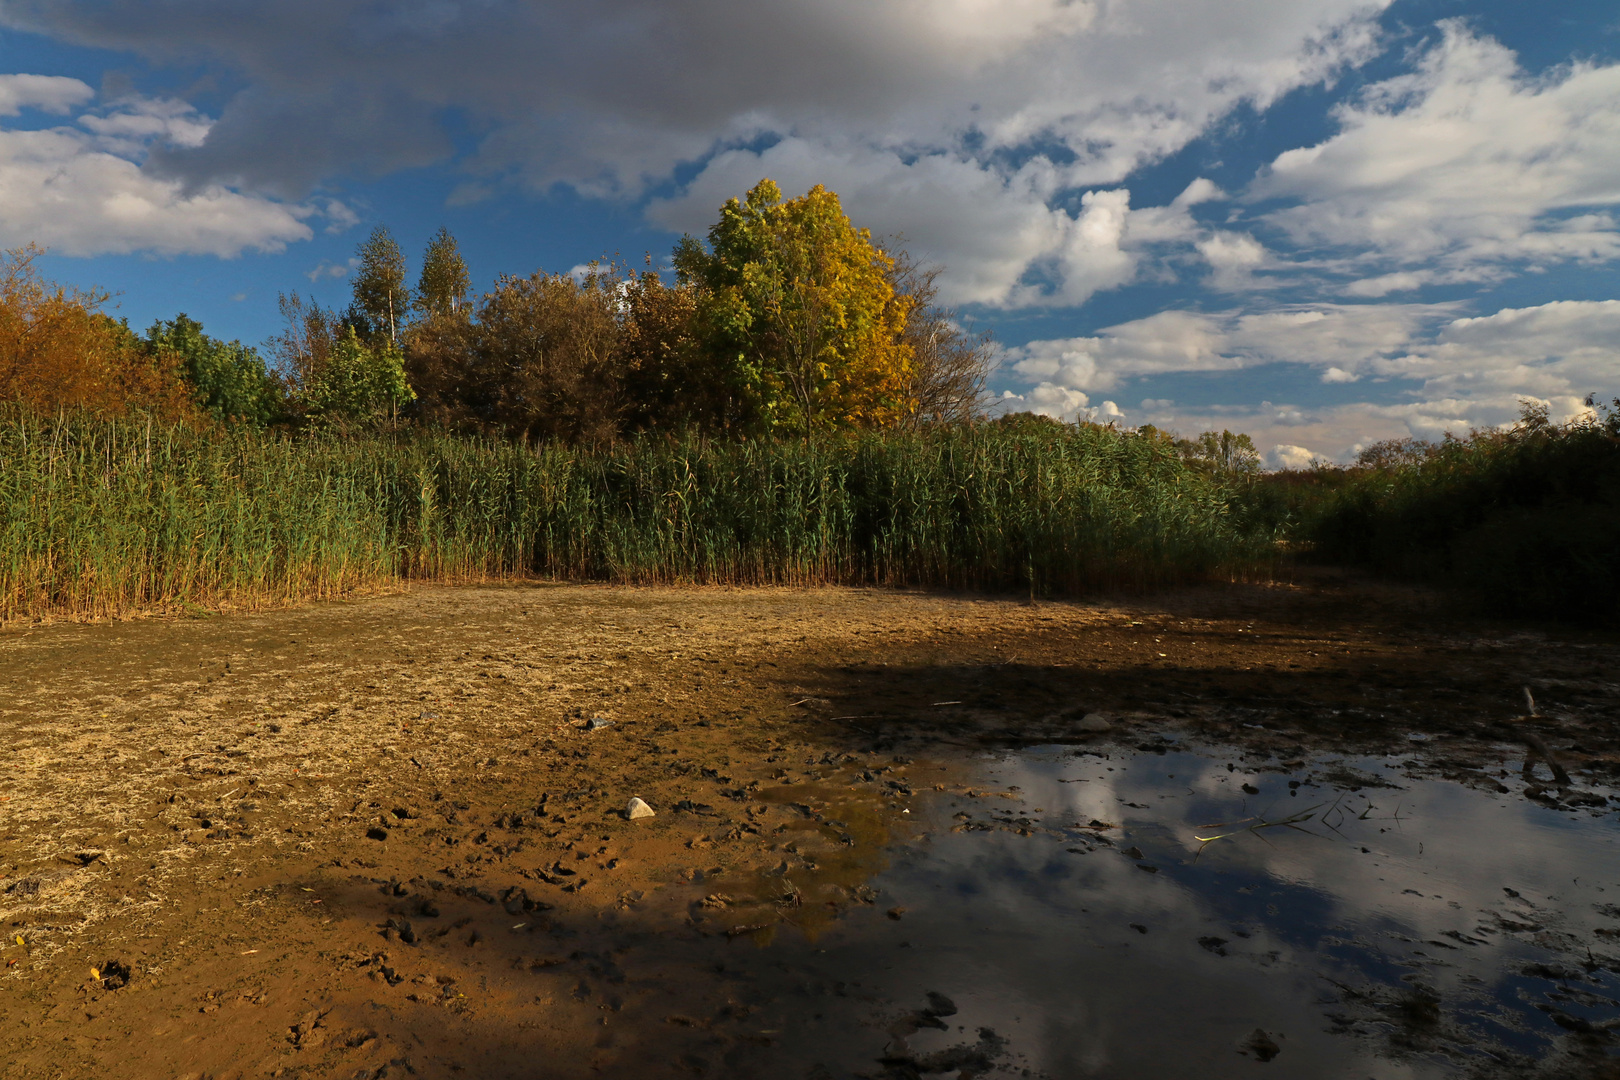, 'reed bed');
0,412,1270,620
